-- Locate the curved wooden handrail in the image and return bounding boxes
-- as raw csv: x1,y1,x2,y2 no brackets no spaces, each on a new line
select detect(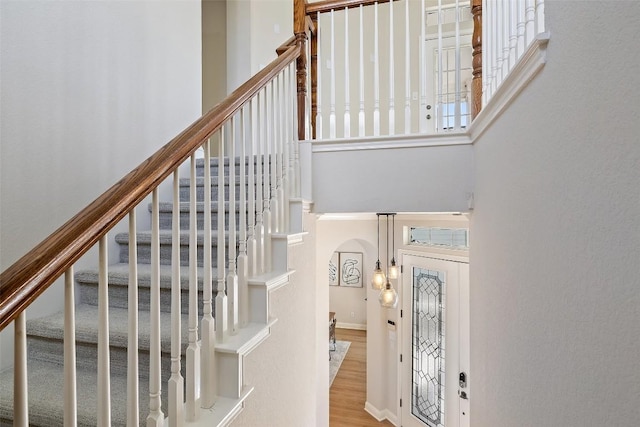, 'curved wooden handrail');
0,44,300,332
306,0,396,15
